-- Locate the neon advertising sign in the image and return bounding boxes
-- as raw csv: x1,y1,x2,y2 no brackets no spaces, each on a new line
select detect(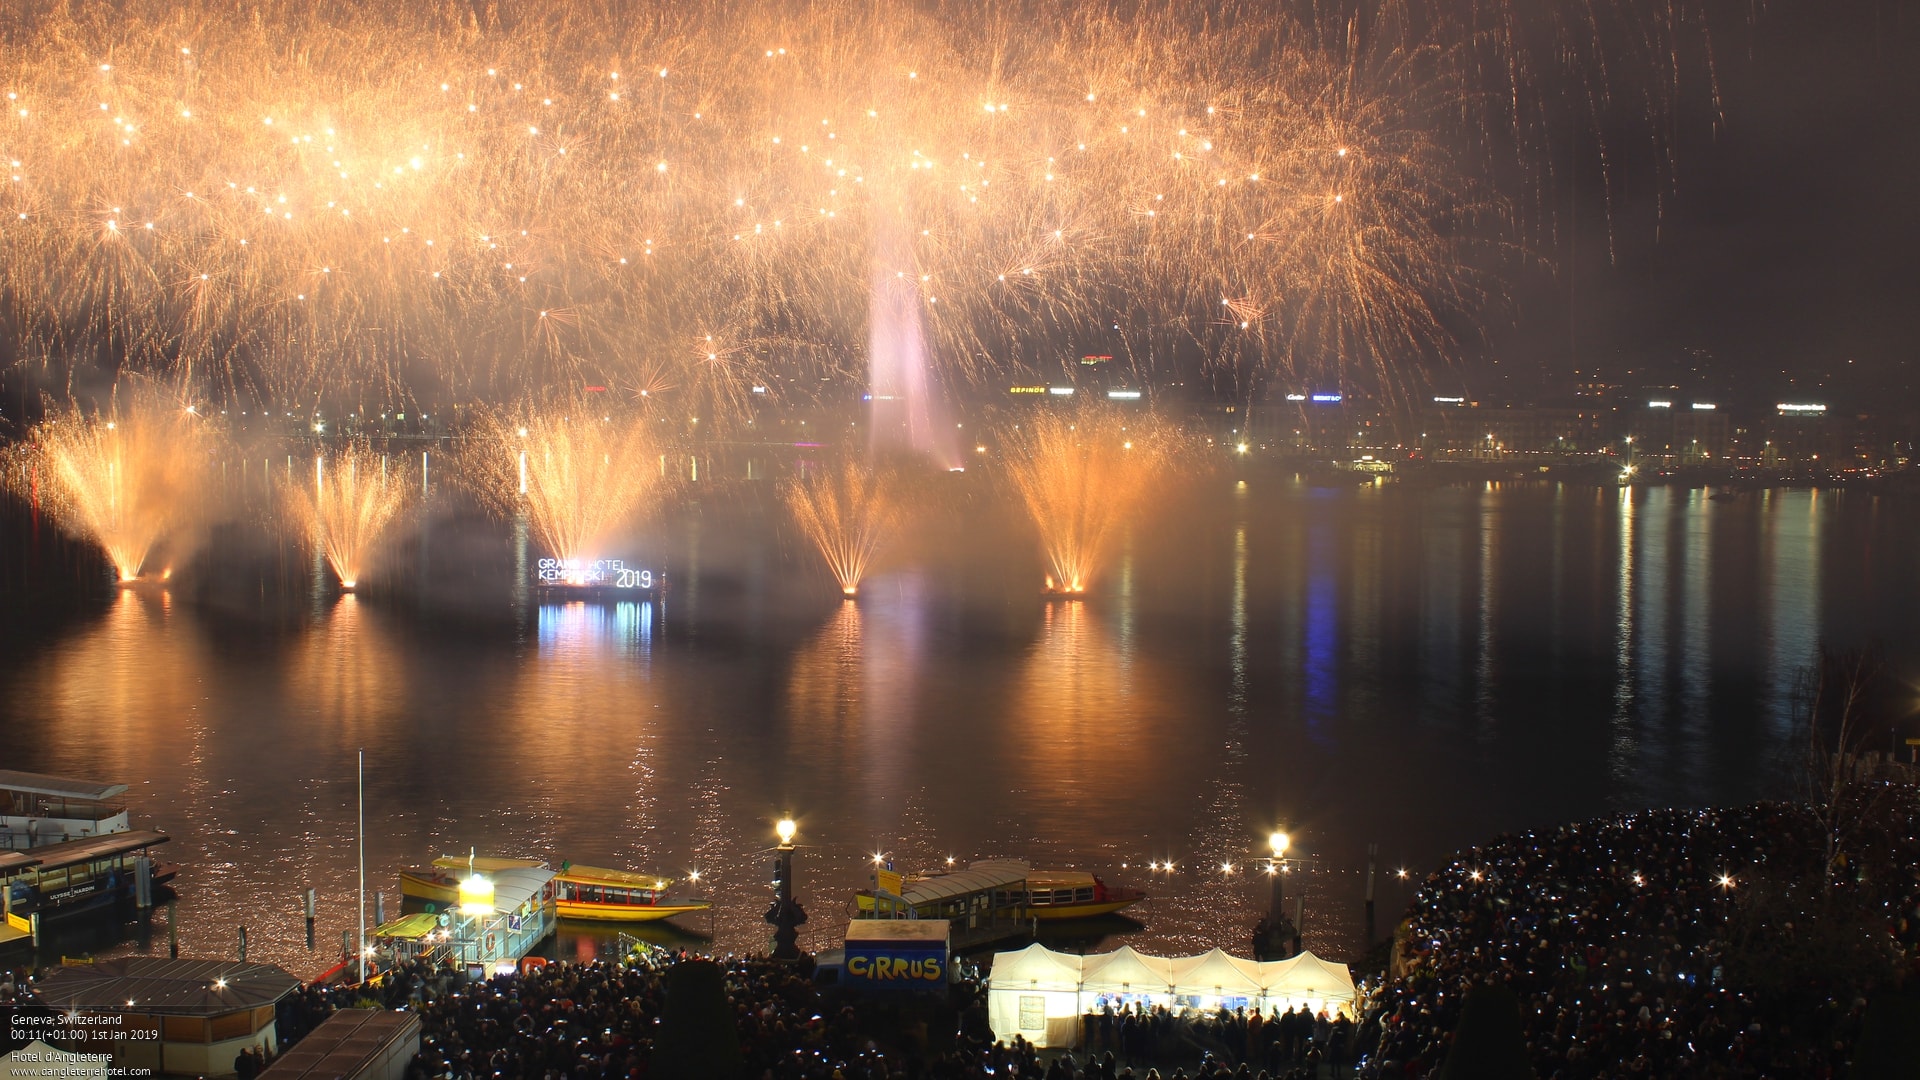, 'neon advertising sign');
536,557,658,590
